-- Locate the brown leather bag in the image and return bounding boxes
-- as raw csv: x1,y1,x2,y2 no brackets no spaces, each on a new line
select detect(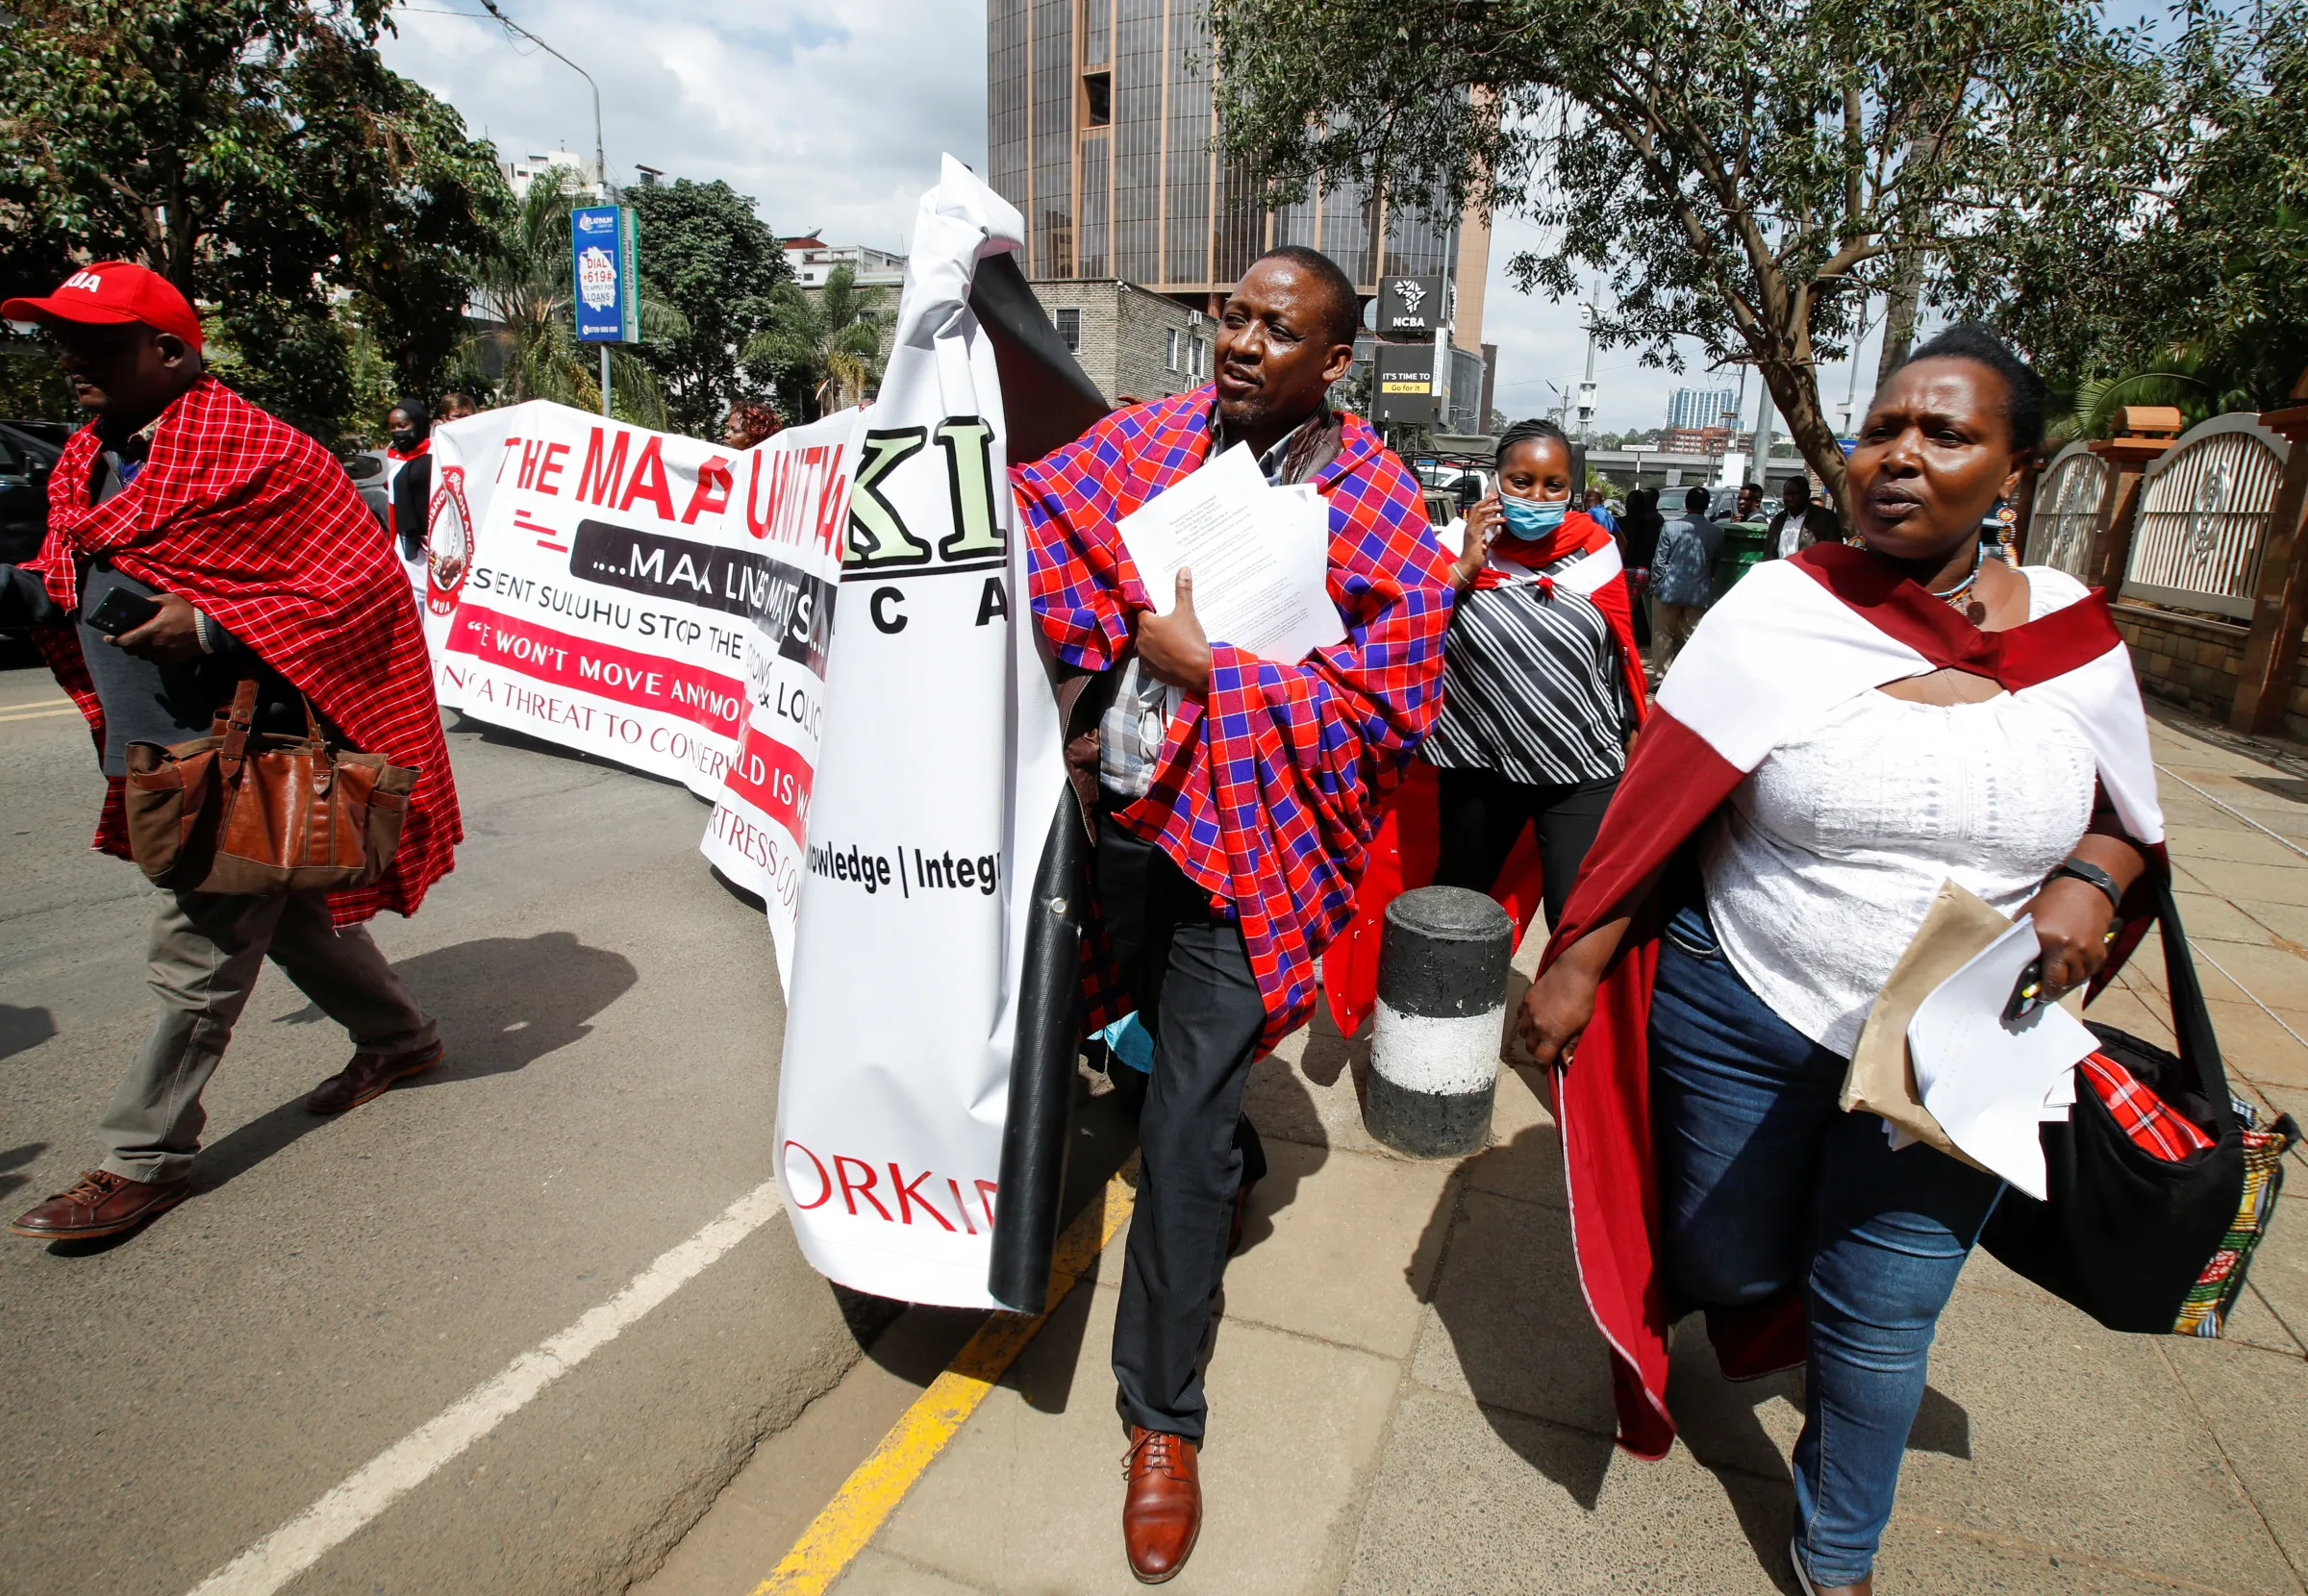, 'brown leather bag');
122,679,418,895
